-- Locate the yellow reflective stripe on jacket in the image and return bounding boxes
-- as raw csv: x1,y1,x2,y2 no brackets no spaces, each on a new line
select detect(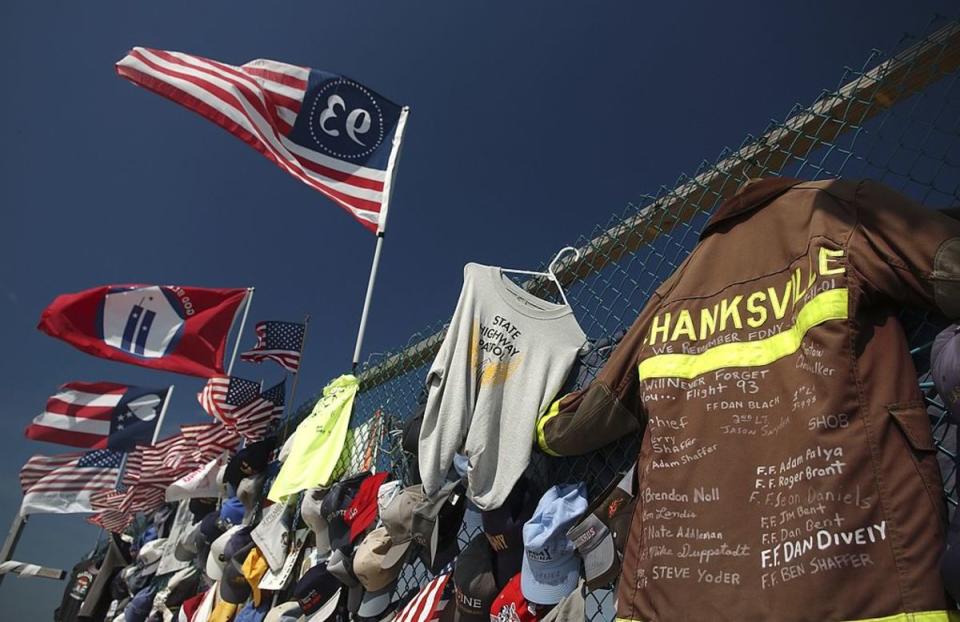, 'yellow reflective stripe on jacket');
637,287,848,380
614,610,960,622
536,399,562,457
